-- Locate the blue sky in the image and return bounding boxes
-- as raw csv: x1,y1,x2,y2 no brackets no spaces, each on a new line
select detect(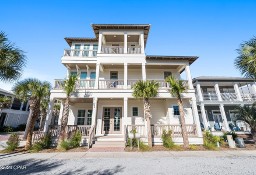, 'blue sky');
1,0,256,91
